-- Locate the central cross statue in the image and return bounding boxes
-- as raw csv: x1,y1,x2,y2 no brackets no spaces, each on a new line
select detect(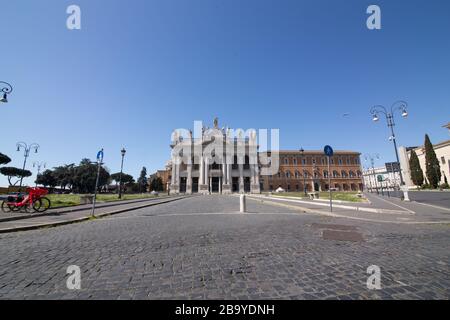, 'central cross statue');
213,117,219,129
